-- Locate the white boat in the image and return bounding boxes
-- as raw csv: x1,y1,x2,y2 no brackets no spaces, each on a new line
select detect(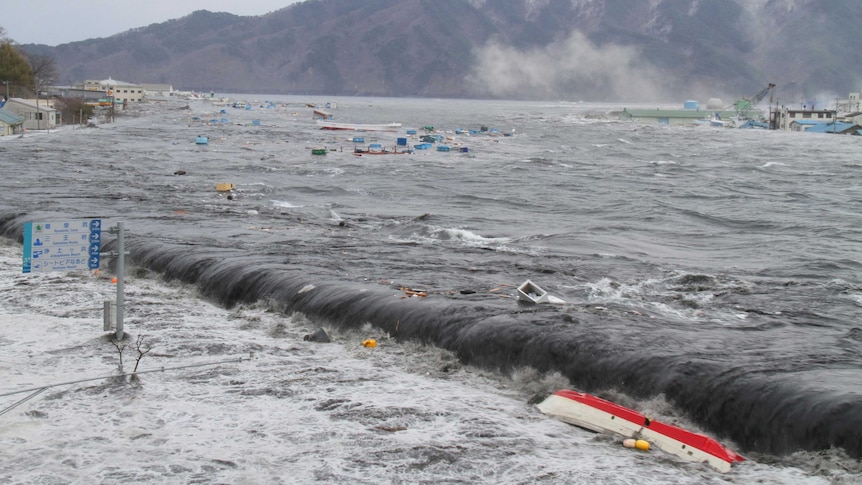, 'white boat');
536,390,745,473
694,113,728,127
317,120,401,131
